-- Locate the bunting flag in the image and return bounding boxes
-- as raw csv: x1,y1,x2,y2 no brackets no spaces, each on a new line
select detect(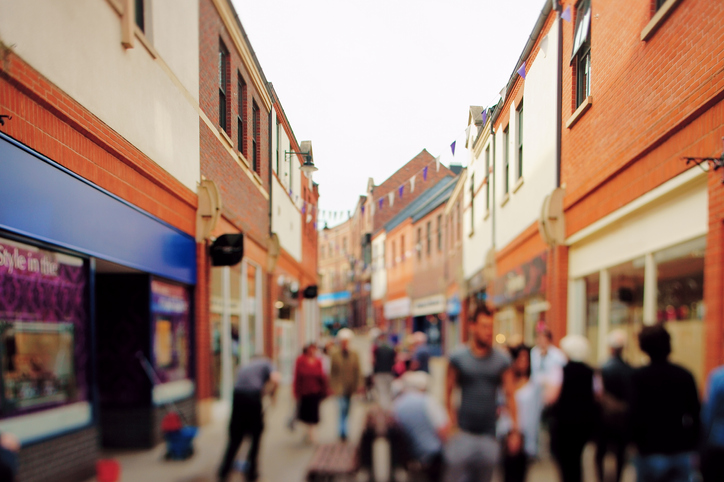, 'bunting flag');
450,141,456,156
302,202,307,214
398,185,404,199
410,175,416,193
423,166,428,181
388,191,394,207
361,205,365,215
561,5,571,22
314,222,317,229
517,61,527,79
499,86,507,99
435,156,441,172
378,198,384,210
289,188,293,196
482,110,488,125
